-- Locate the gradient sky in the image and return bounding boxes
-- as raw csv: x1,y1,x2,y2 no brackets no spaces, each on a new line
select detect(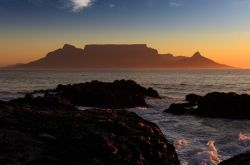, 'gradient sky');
0,0,250,67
